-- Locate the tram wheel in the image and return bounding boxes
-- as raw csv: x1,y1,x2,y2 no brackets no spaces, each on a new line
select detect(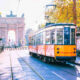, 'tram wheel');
39,56,42,60
70,60,75,63
29,52,32,55
43,57,47,62
46,57,50,63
